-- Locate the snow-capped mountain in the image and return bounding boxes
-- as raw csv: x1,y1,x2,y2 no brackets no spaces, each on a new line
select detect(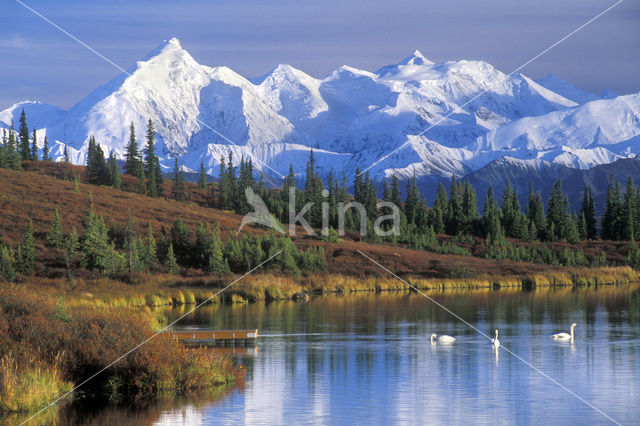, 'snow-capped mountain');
535,75,600,105
469,93,640,168
1,38,639,194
